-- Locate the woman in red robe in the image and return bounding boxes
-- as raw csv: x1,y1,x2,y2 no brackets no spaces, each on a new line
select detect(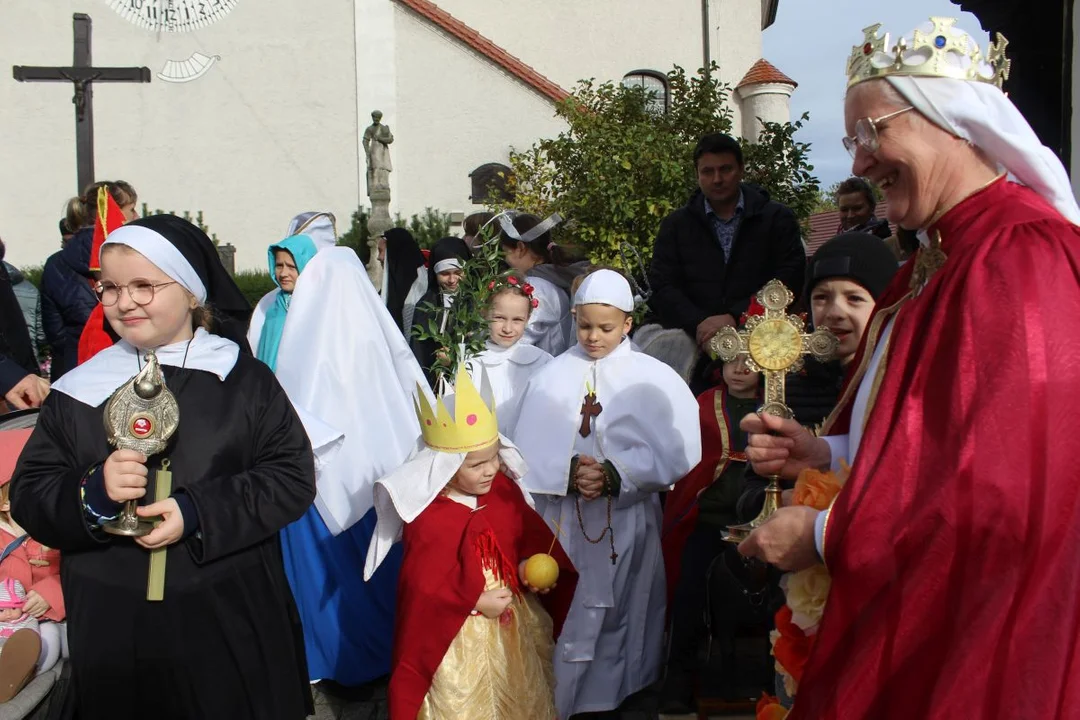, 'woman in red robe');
738,17,1080,720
